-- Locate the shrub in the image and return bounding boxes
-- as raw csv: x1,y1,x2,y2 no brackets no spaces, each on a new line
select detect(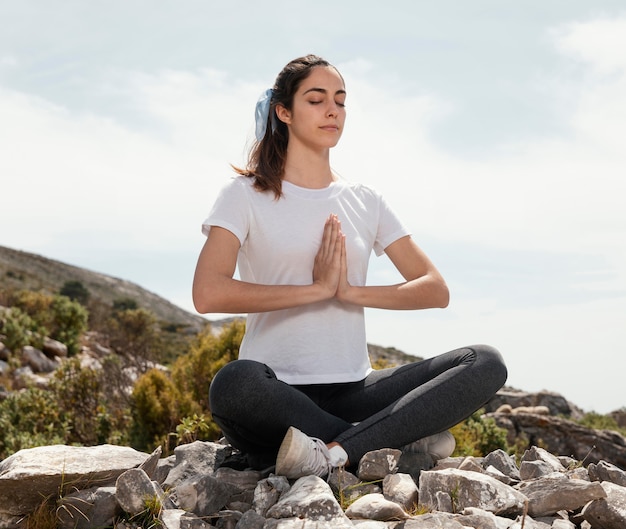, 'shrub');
59,280,90,305
171,320,244,407
49,295,88,356
0,387,70,459
6,290,88,355
0,306,46,351
108,308,162,368
450,409,509,457
129,368,199,451
578,412,626,436
50,358,102,445
129,320,244,452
